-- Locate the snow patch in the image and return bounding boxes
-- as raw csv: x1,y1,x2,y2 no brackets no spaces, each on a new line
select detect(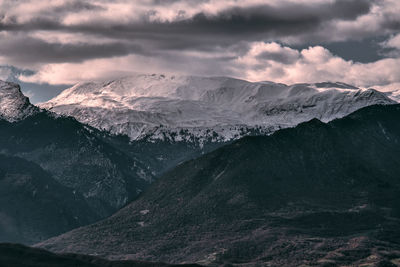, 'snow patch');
140,209,150,215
